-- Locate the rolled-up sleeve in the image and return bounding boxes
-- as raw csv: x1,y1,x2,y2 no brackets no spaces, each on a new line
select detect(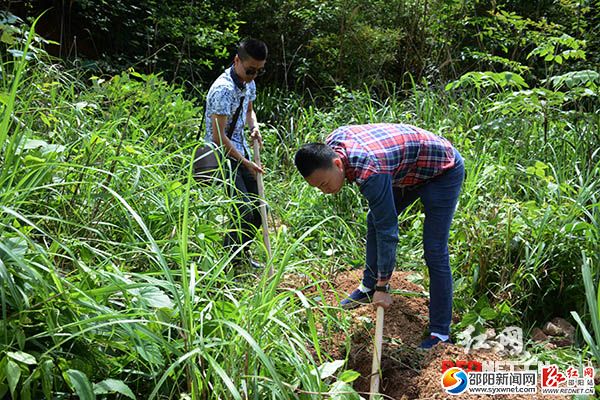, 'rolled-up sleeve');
207,87,234,116
359,174,398,280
